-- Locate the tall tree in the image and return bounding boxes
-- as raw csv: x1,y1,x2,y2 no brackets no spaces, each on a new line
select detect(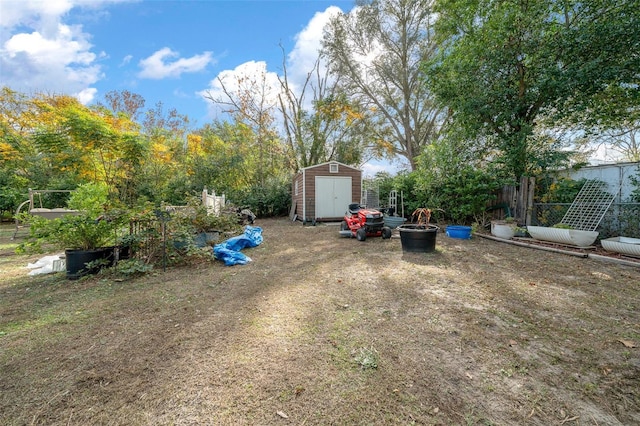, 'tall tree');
590,123,640,162
136,101,191,201
276,48,372,170
204,65,286,186
100,90,146,122
190,121,258,193
322,0,448,170
427,0,639,181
